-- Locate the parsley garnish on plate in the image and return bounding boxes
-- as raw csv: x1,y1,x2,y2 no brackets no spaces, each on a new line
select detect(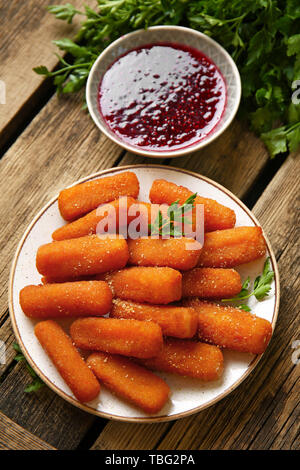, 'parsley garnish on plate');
13,342,44,393
149,193,197,237
34,0,300,158
222,257,275,311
